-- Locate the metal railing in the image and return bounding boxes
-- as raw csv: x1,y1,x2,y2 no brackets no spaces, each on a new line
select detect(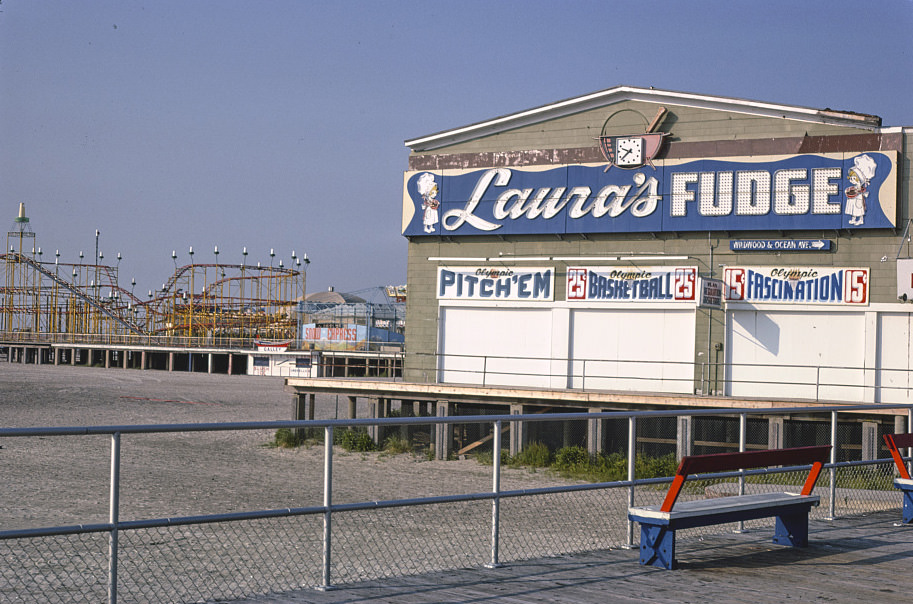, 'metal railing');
415,351,913,403
2,403,913,603
0,331,406,353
